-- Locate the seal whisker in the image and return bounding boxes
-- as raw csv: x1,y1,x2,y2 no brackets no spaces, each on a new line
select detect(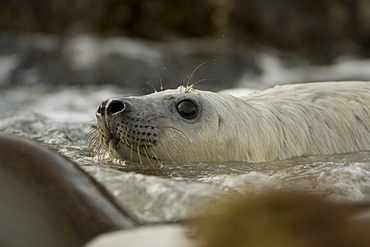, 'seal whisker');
191,78,212,88
155,141,180,166
154,127,188,160
135,114,190,141
139,115,189,139
139,145,152,167
87,125,107,160
121,134,136,165
141,146,160,168
129,144,135,164
143,138,162,165
157,125,190,142
87,126,98,149
144,81,157,93
185,60,216,91
136,143,144,165
157,68,164,92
